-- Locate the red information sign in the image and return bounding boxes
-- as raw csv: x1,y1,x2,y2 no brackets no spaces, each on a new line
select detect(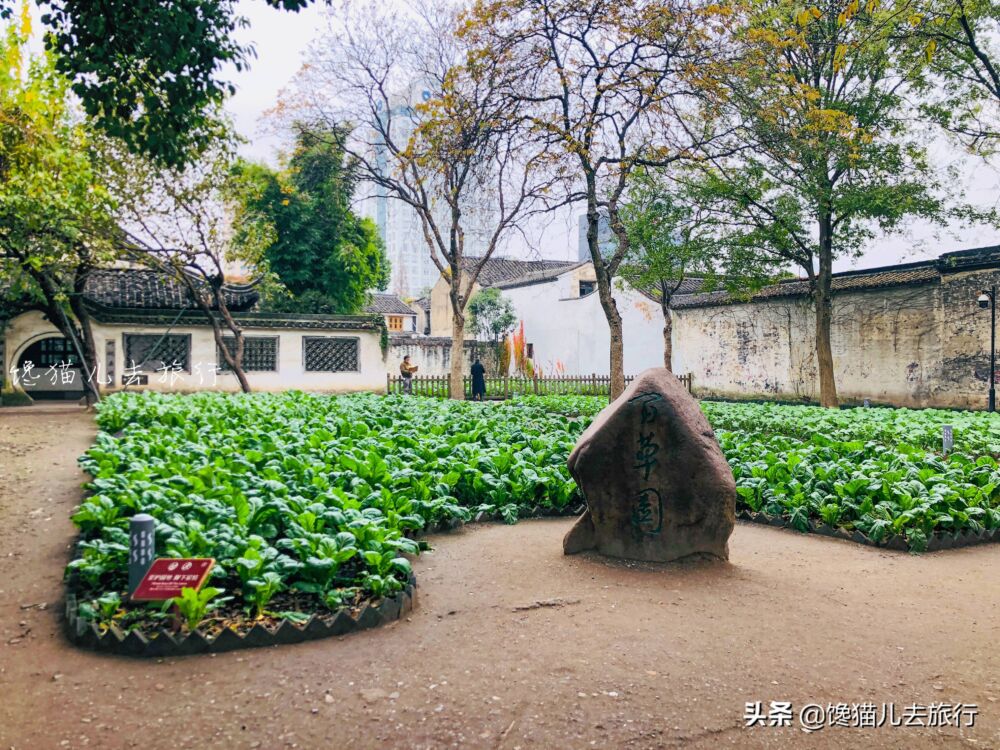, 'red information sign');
131,558,215,601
